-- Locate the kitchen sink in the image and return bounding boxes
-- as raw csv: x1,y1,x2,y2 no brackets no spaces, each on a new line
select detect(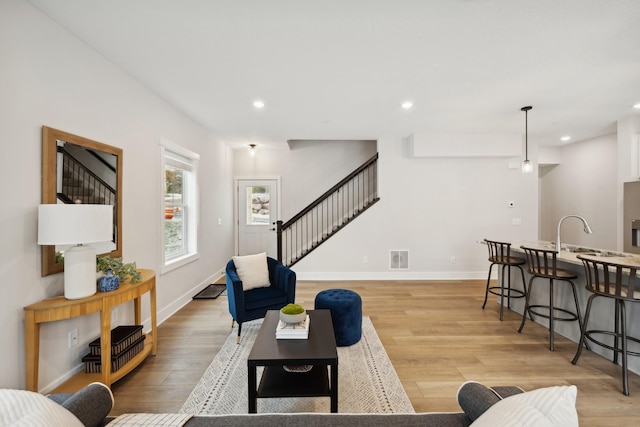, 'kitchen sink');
564,245,629,257
565,246,594,253
581,251,629,258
